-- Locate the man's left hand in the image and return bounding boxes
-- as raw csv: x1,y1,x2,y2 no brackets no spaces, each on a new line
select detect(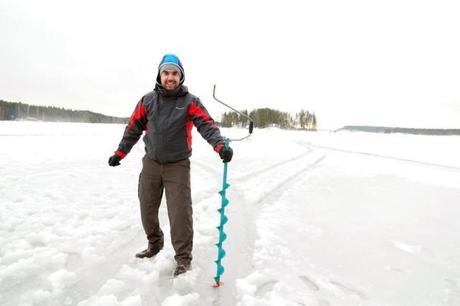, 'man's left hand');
219,146,233,163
